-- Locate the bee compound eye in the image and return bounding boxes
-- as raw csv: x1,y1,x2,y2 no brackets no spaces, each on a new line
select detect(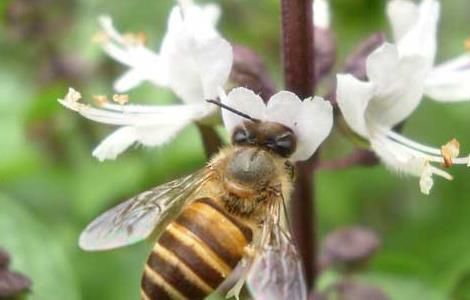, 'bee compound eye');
274,134,296,157
232,127,255,145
